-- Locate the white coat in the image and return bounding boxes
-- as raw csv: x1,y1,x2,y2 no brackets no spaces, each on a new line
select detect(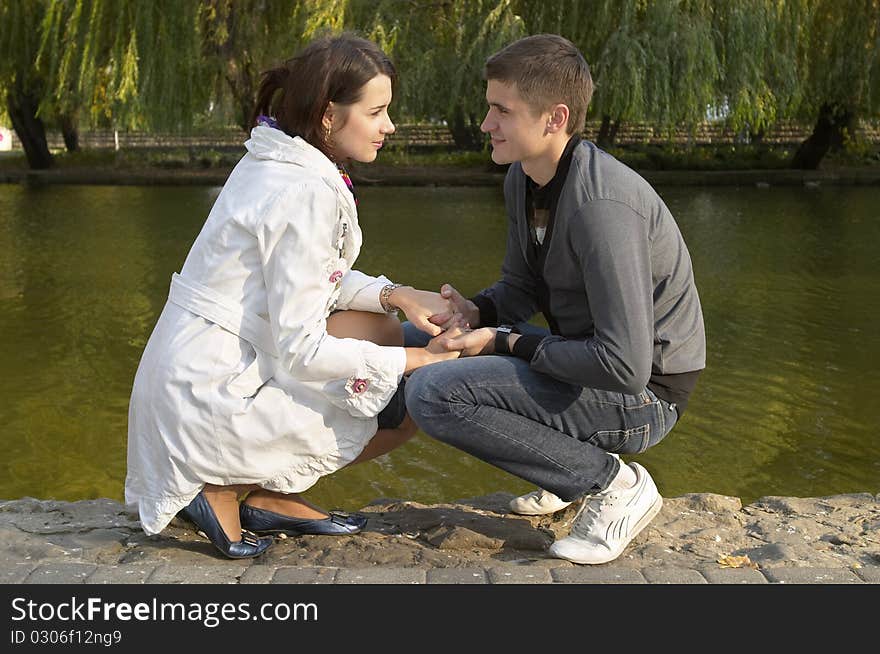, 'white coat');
125,126,406,535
